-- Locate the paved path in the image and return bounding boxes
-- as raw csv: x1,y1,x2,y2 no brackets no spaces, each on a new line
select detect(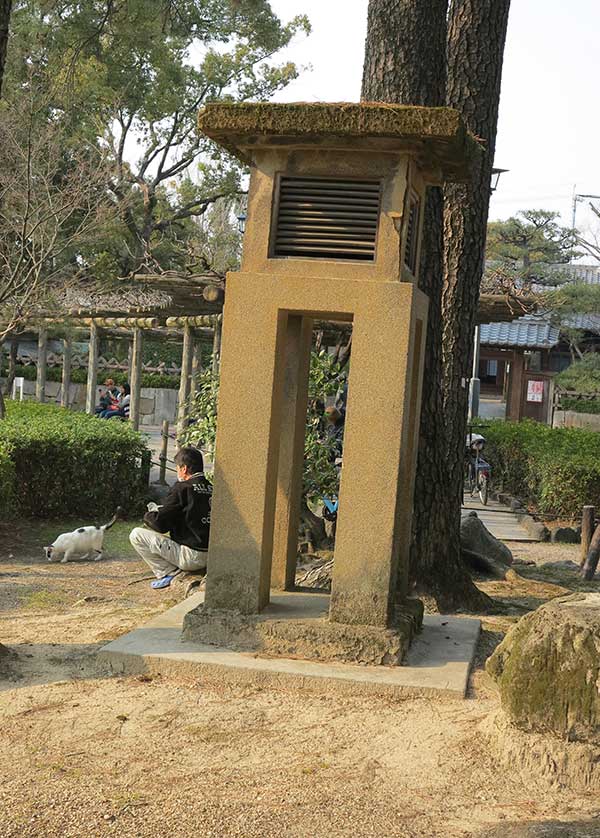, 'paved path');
462,492,538,542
